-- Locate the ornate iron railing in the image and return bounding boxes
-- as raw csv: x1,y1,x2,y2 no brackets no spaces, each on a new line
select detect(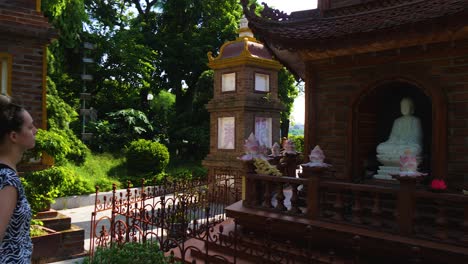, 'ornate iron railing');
89,177,362,263
89,178,236,256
